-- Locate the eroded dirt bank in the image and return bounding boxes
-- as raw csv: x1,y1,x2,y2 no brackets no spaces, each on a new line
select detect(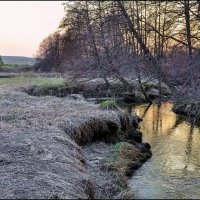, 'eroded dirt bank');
0,86,151,199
